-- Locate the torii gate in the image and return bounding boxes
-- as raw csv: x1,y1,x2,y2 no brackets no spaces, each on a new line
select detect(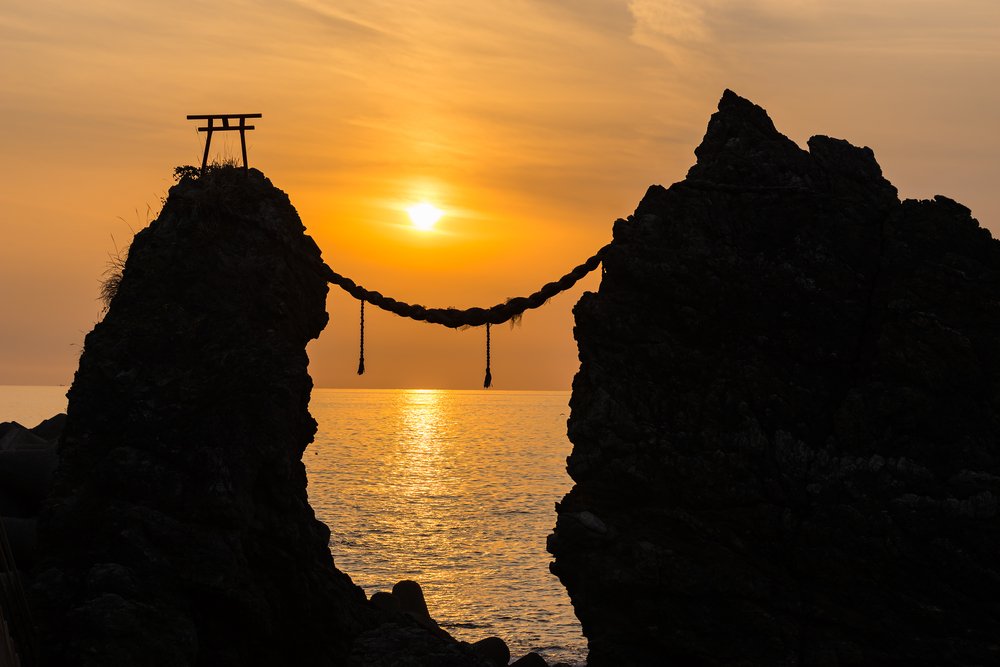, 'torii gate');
186,113,262,174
